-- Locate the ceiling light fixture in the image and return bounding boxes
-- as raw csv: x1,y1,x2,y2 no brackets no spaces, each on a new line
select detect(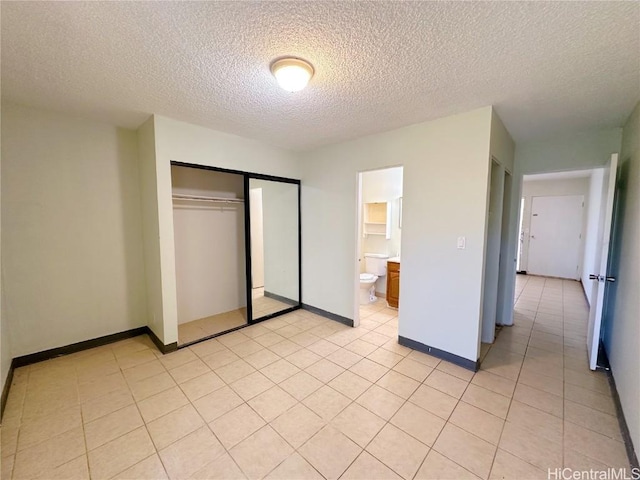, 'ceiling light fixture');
270,57,314,92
